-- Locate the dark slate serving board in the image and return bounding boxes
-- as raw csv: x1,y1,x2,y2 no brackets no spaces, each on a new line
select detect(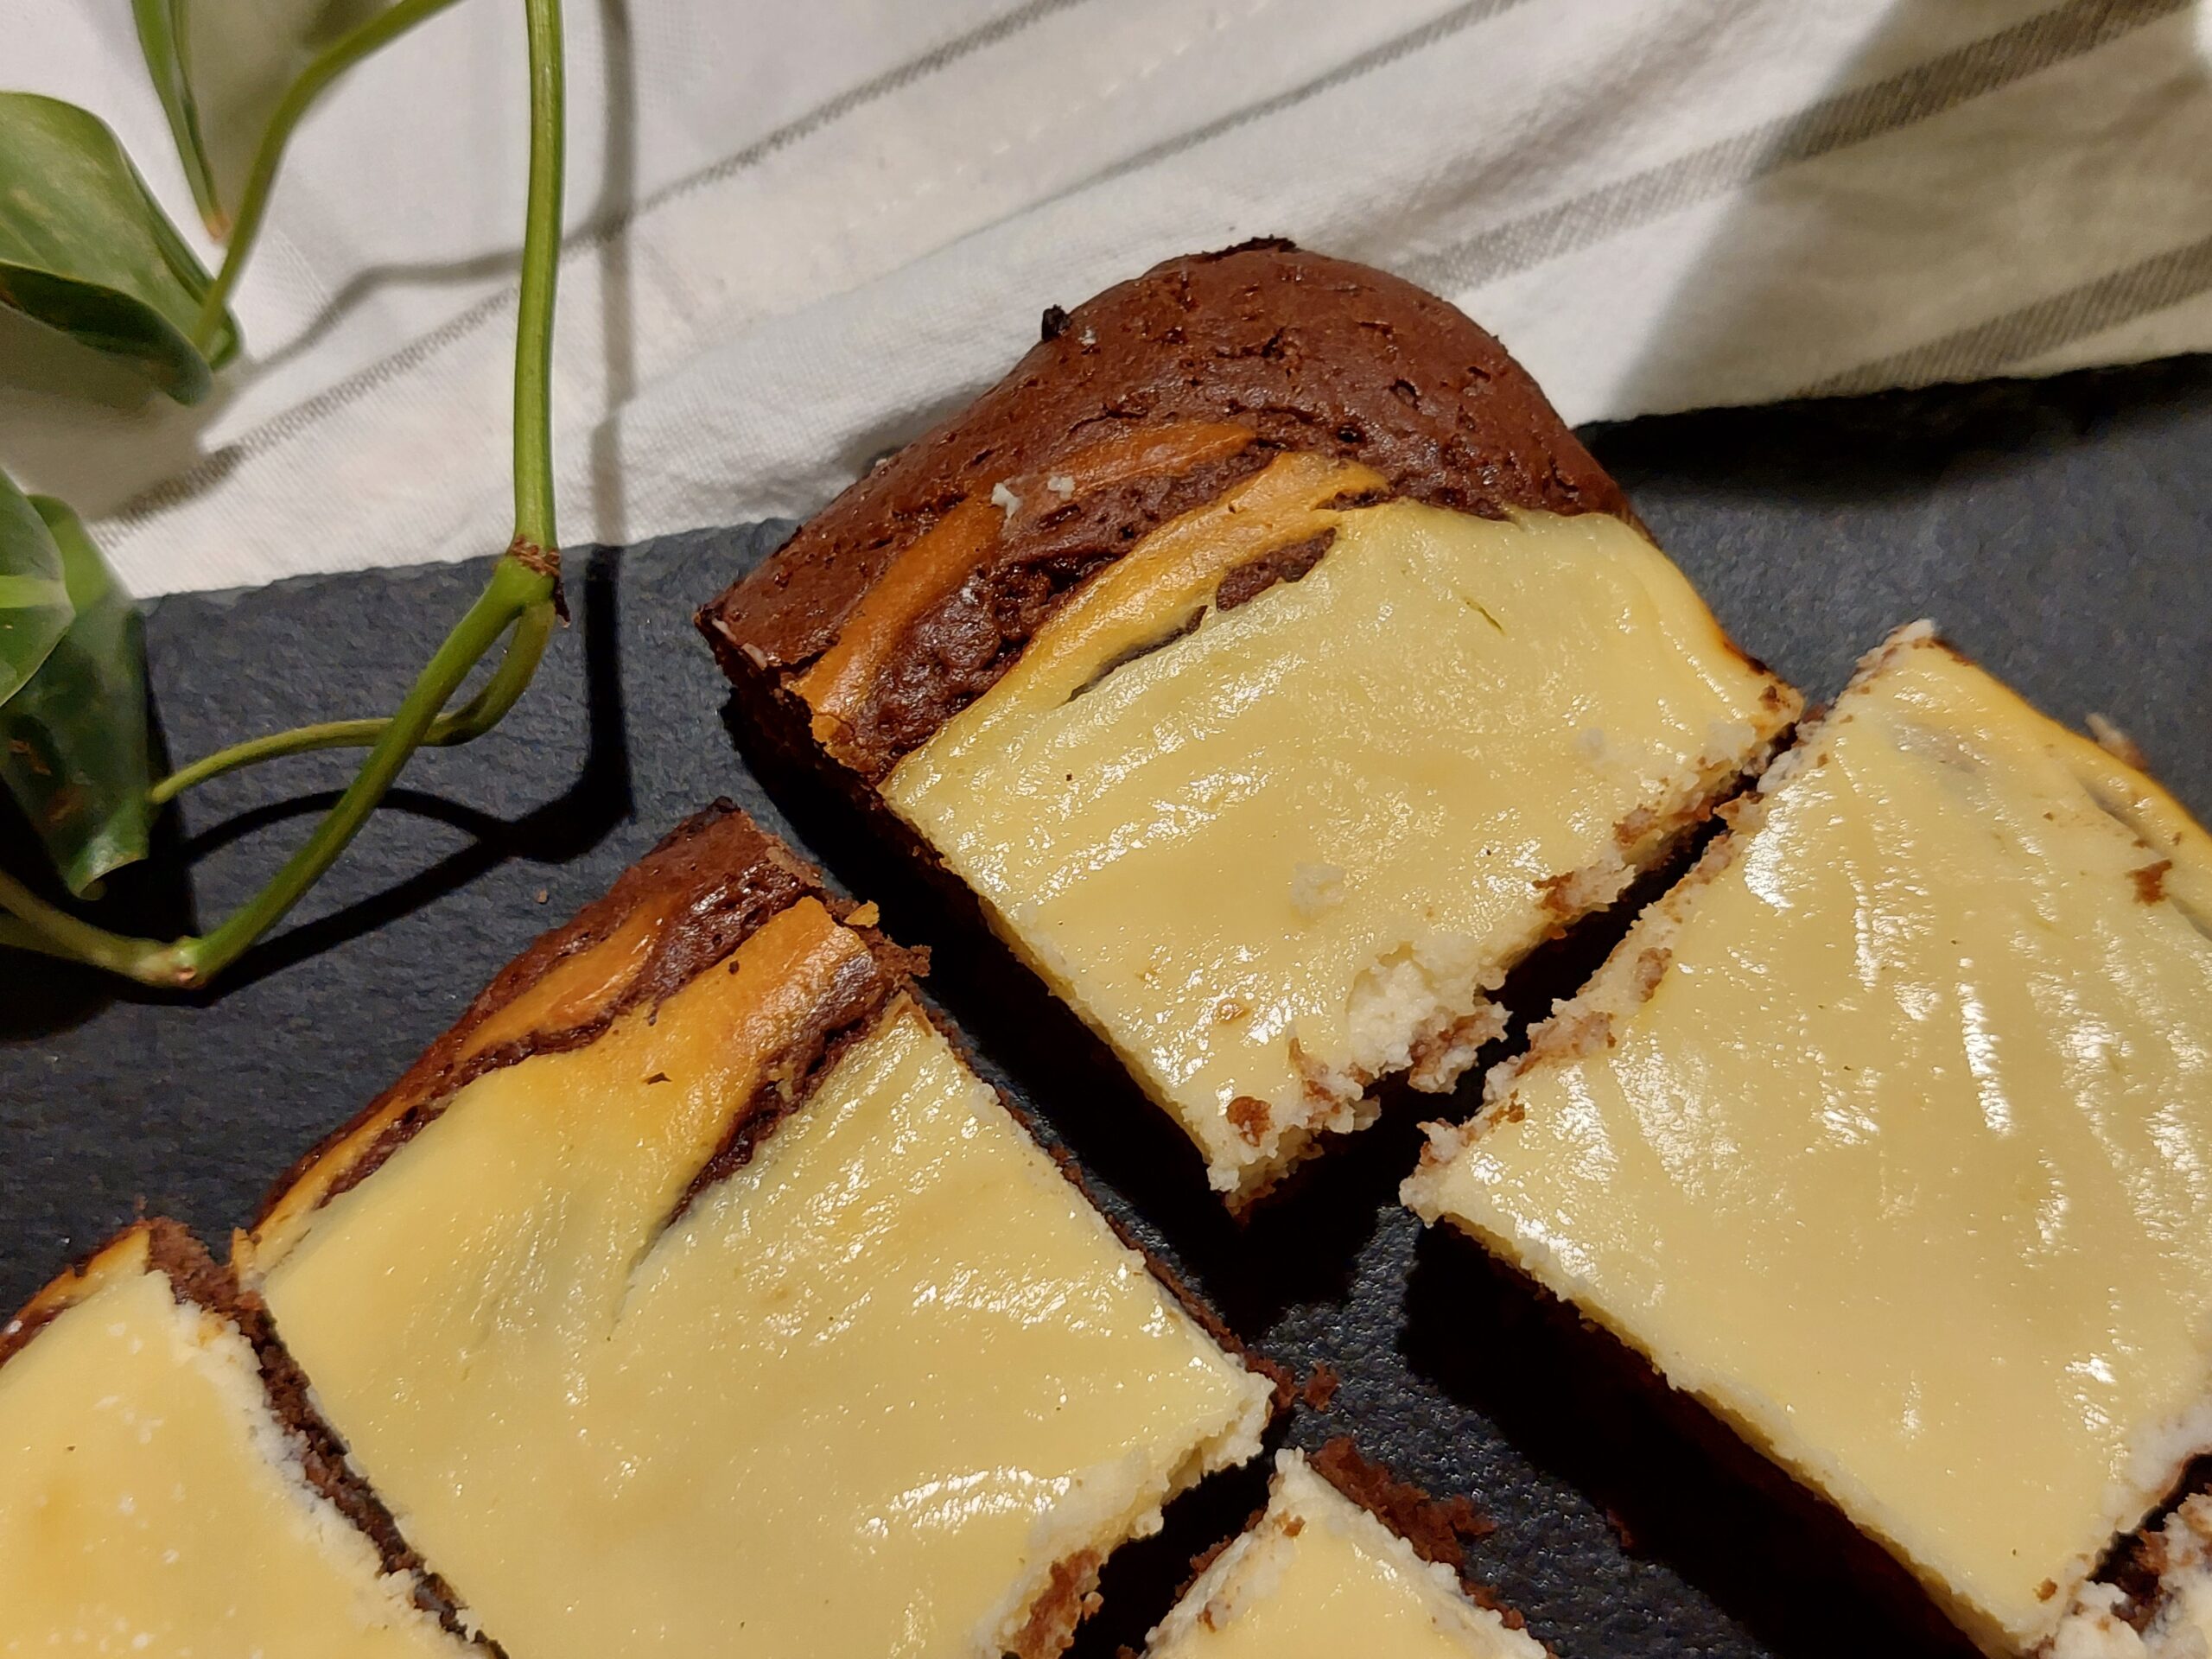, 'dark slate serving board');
3,357,2209,1658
